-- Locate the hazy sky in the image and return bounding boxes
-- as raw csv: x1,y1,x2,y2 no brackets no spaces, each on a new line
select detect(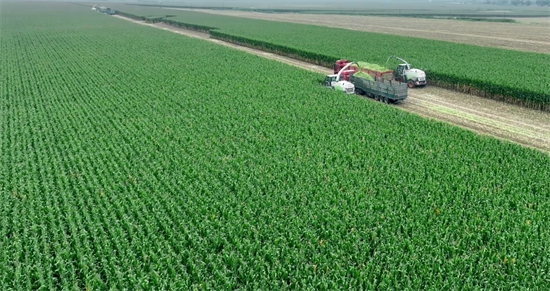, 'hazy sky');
13,0,516,10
